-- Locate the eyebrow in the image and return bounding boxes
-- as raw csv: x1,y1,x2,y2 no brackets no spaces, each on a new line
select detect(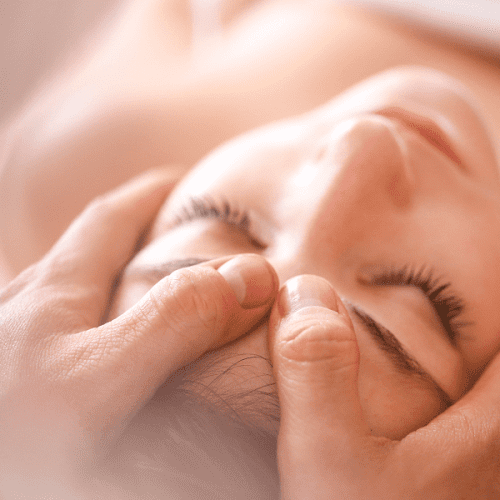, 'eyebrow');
351,306,453,407
129,258,453,407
